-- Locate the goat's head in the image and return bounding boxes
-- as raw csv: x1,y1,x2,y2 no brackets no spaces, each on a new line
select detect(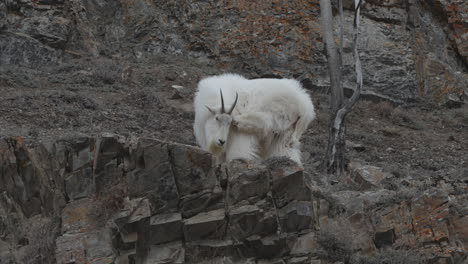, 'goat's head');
204,89,238,155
